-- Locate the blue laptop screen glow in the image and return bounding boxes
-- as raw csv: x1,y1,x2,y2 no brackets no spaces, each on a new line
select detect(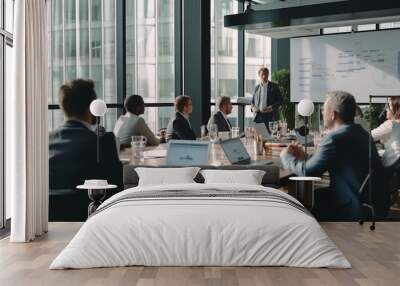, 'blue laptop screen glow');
166,140,210,166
